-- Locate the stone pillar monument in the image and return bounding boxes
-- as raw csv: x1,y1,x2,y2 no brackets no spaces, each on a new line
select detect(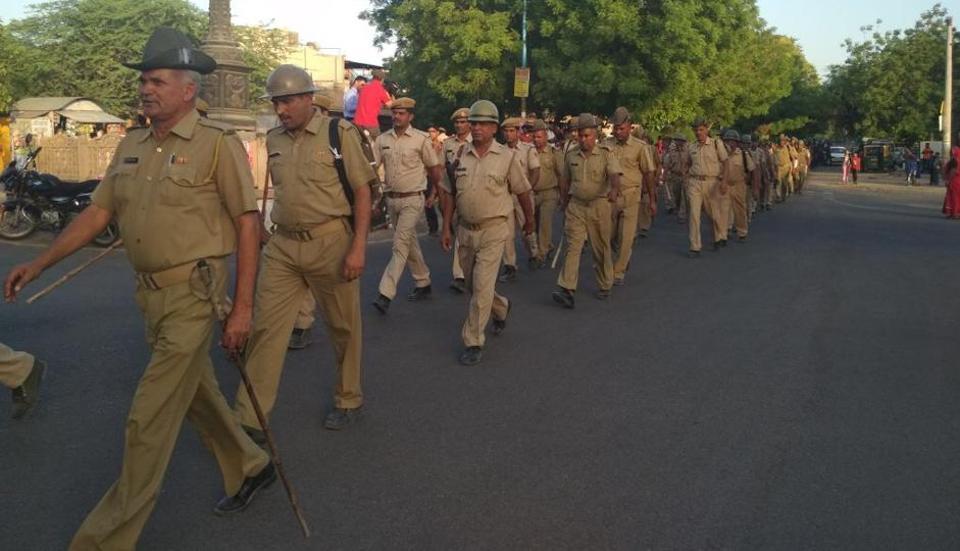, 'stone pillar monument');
200,0,254,131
